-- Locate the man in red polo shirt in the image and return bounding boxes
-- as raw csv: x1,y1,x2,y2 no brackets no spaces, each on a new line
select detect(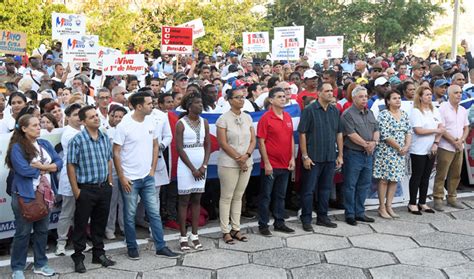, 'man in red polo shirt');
257,87,296,236
296,69,319,110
